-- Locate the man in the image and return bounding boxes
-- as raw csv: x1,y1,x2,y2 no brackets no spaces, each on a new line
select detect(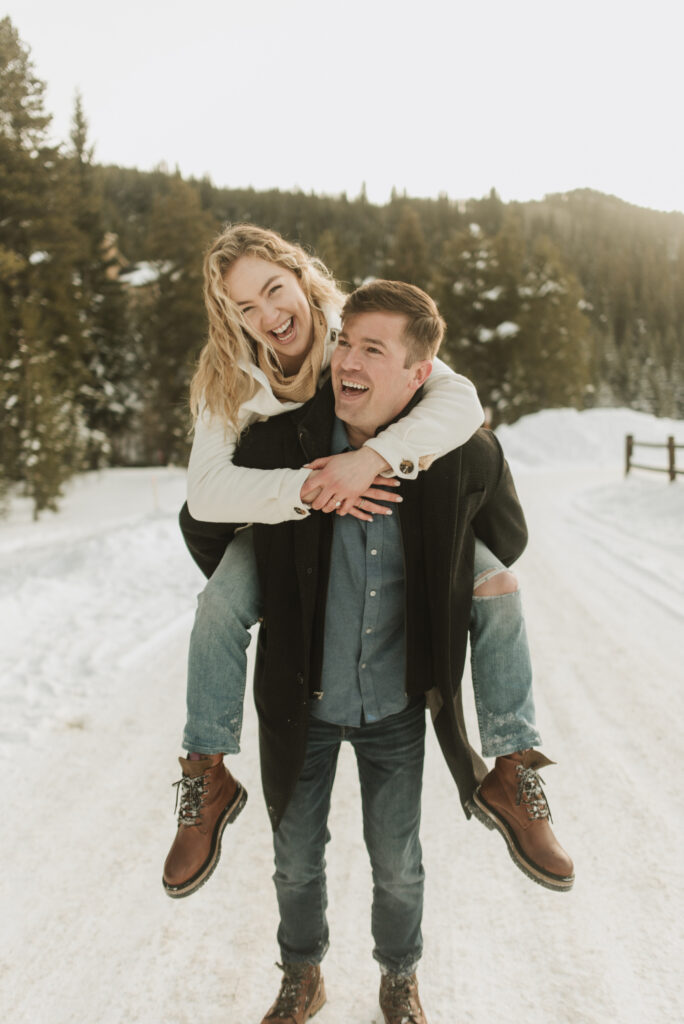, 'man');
180,281,573,1023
